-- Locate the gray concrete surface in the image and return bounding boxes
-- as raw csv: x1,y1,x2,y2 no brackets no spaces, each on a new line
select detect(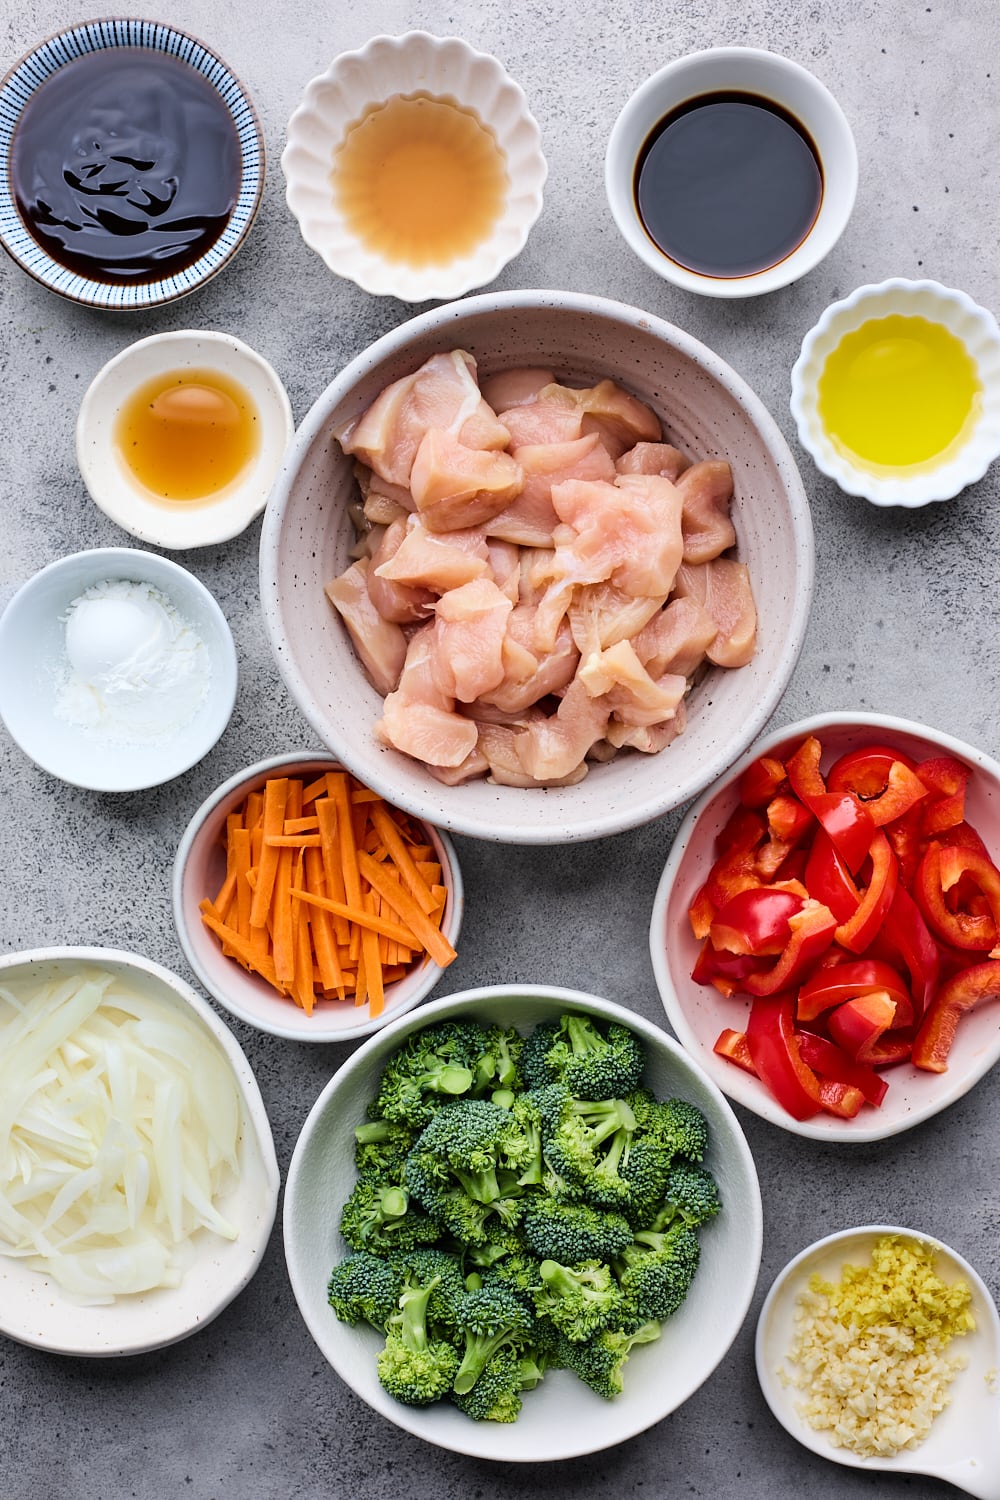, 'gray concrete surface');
1,1,999,1496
